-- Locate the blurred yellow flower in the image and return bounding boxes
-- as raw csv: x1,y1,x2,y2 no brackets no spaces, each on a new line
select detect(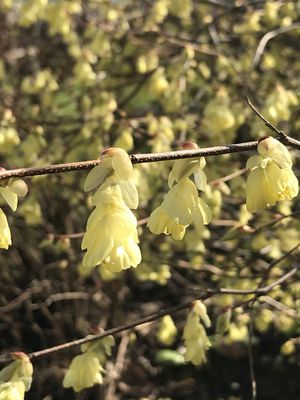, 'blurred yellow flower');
0,381,25,400
0,208,11,249
156,315,178,346
183,310,211,366
246,137,298,212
